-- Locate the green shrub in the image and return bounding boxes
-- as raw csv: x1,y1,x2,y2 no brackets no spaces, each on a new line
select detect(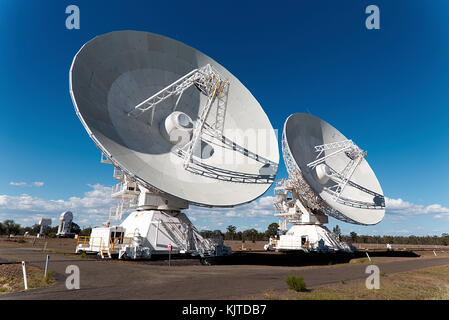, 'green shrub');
285,274,307,292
